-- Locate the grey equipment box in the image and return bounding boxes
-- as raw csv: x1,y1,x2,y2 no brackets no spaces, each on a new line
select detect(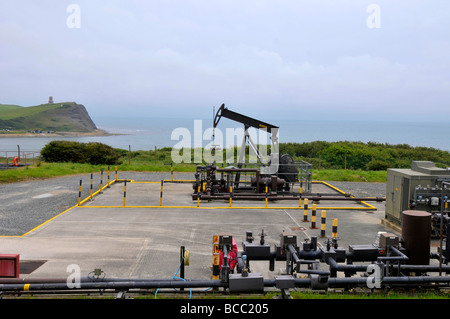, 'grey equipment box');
385,161,450,226
379,232,399,249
